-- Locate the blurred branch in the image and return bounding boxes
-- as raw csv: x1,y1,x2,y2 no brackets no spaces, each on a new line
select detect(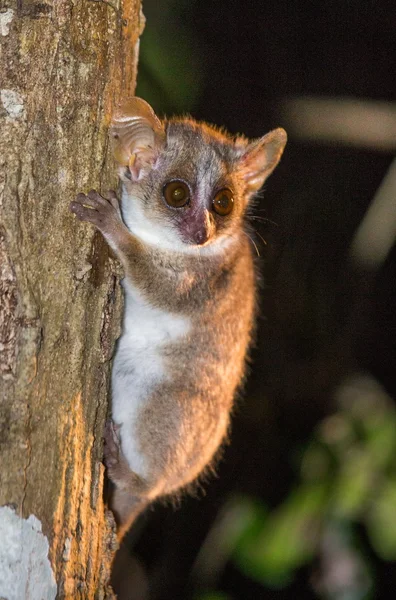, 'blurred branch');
281,96,396,152
350,157,396,269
